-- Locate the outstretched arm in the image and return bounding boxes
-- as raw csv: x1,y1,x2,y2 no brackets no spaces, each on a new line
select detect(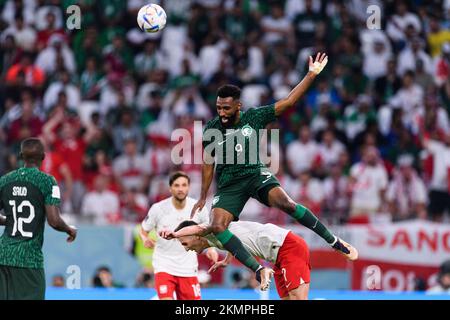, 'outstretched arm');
160,224,213,239
208,251,234,273
46,205,77,242
274,52,328,116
